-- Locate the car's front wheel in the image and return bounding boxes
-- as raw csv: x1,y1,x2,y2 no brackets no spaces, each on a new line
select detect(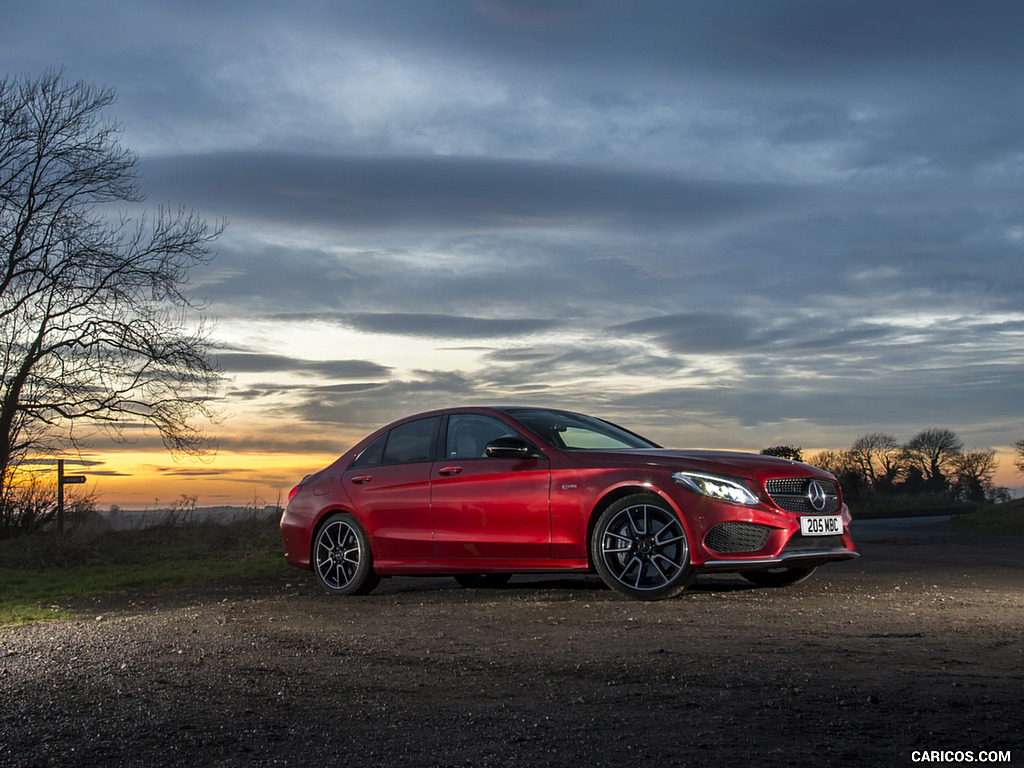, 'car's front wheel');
313,513,381,595
591,494,694,600
740,564,817,588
